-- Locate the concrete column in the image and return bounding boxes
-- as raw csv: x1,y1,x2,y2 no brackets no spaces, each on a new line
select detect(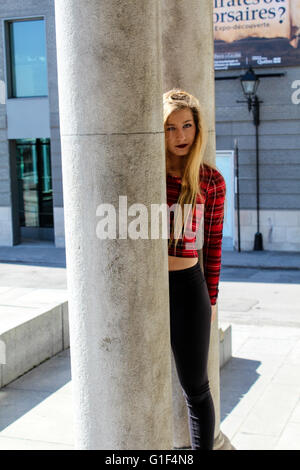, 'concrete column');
161,0,233,450
54,0,173,449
